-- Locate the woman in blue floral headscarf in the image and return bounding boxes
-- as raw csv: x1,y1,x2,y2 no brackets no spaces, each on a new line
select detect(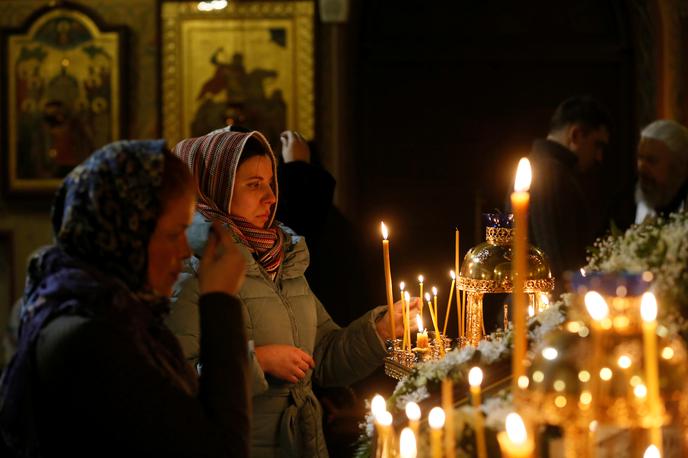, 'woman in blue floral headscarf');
0,140,249,458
